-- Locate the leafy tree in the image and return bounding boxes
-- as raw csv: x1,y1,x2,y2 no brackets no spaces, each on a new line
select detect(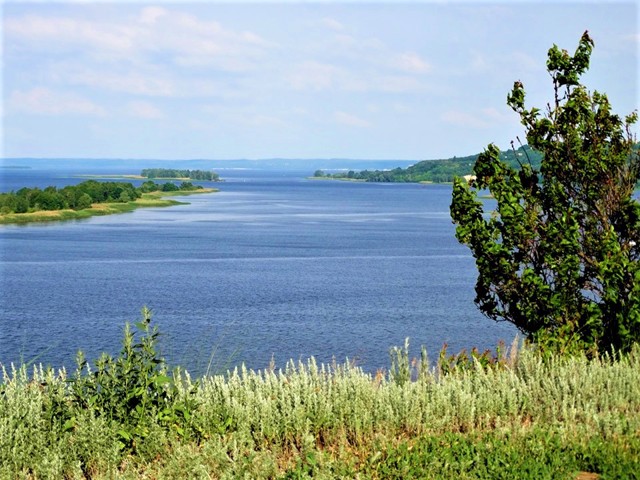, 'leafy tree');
140,180,159,193
161,182,179,192
450,32,640,354
75,192,93,210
